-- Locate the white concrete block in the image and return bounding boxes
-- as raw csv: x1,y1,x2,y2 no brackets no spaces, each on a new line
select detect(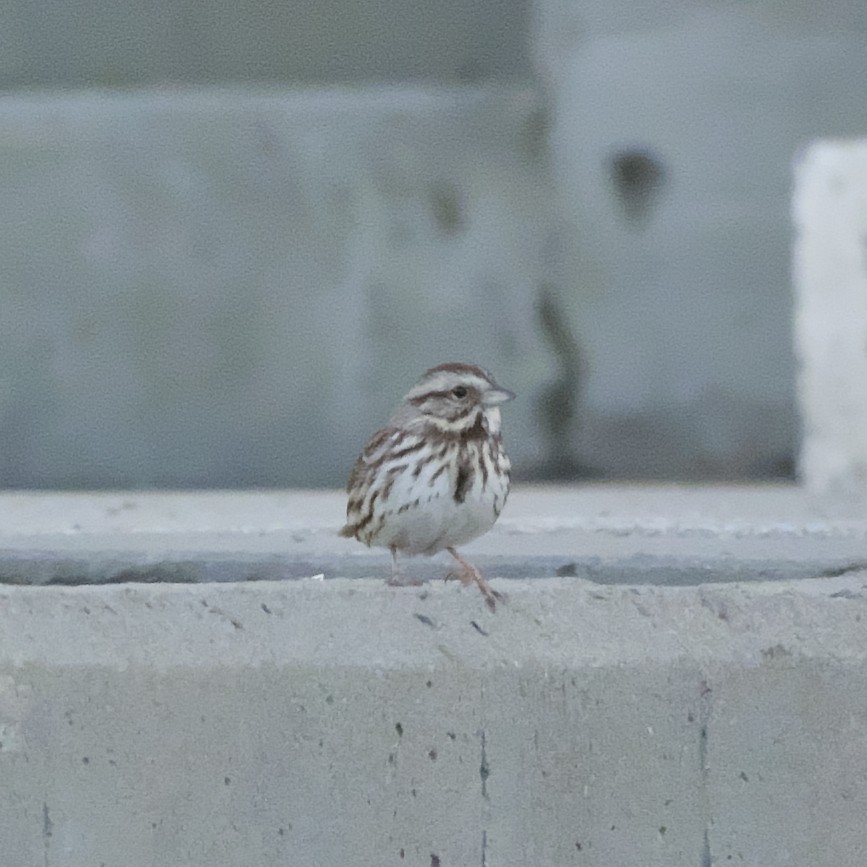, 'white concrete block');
794,140,867,495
